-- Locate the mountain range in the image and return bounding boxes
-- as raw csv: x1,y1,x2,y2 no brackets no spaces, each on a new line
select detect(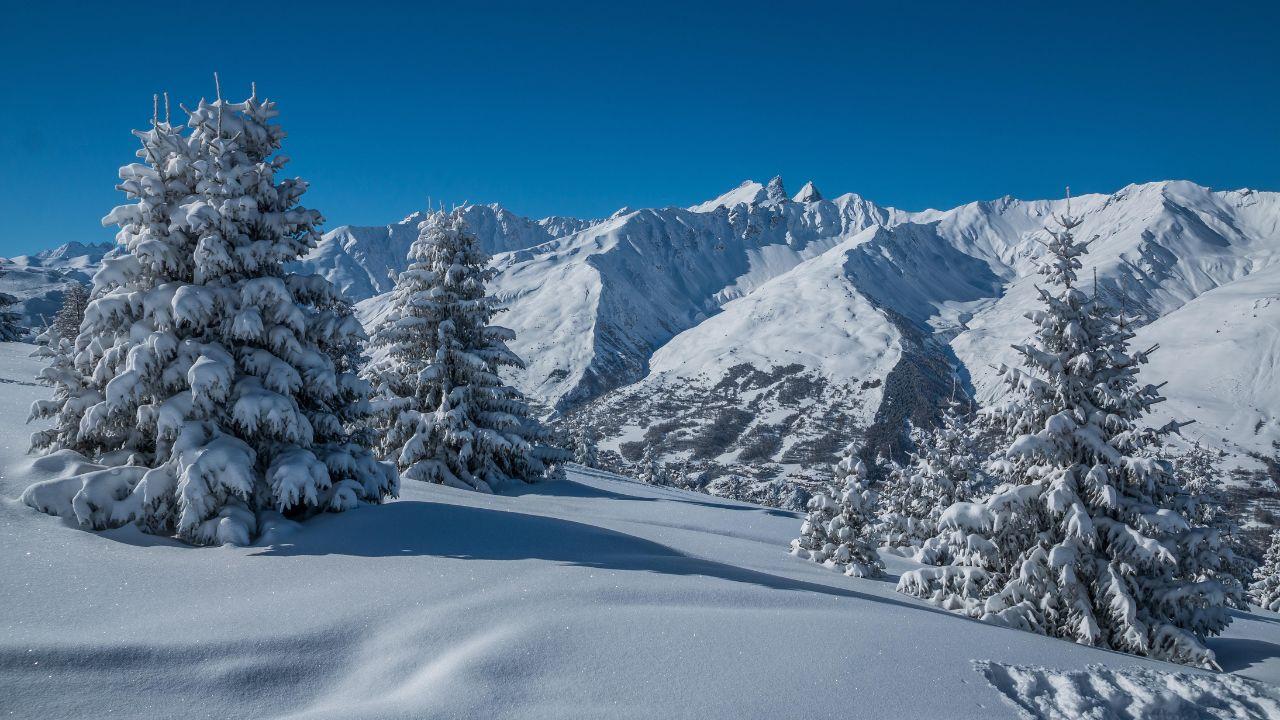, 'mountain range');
294,178,1280,508
9,179,1278,510
0,241,114,327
